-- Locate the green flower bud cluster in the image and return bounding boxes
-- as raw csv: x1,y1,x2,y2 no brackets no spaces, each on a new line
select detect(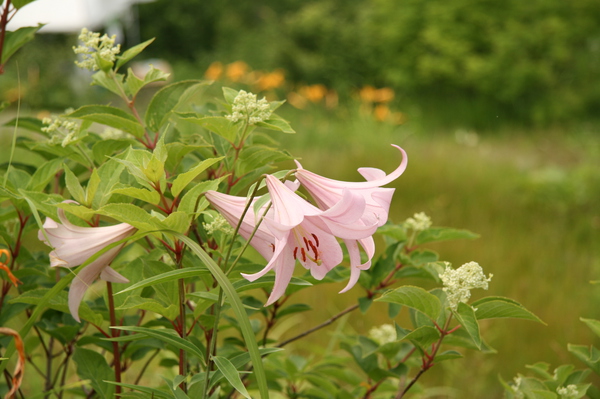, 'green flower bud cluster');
226,90,272,125
557,385,579,399
203,214,234,236
73,28,121,71
368,324,397,345
405,212,432,232
41,114,82,147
